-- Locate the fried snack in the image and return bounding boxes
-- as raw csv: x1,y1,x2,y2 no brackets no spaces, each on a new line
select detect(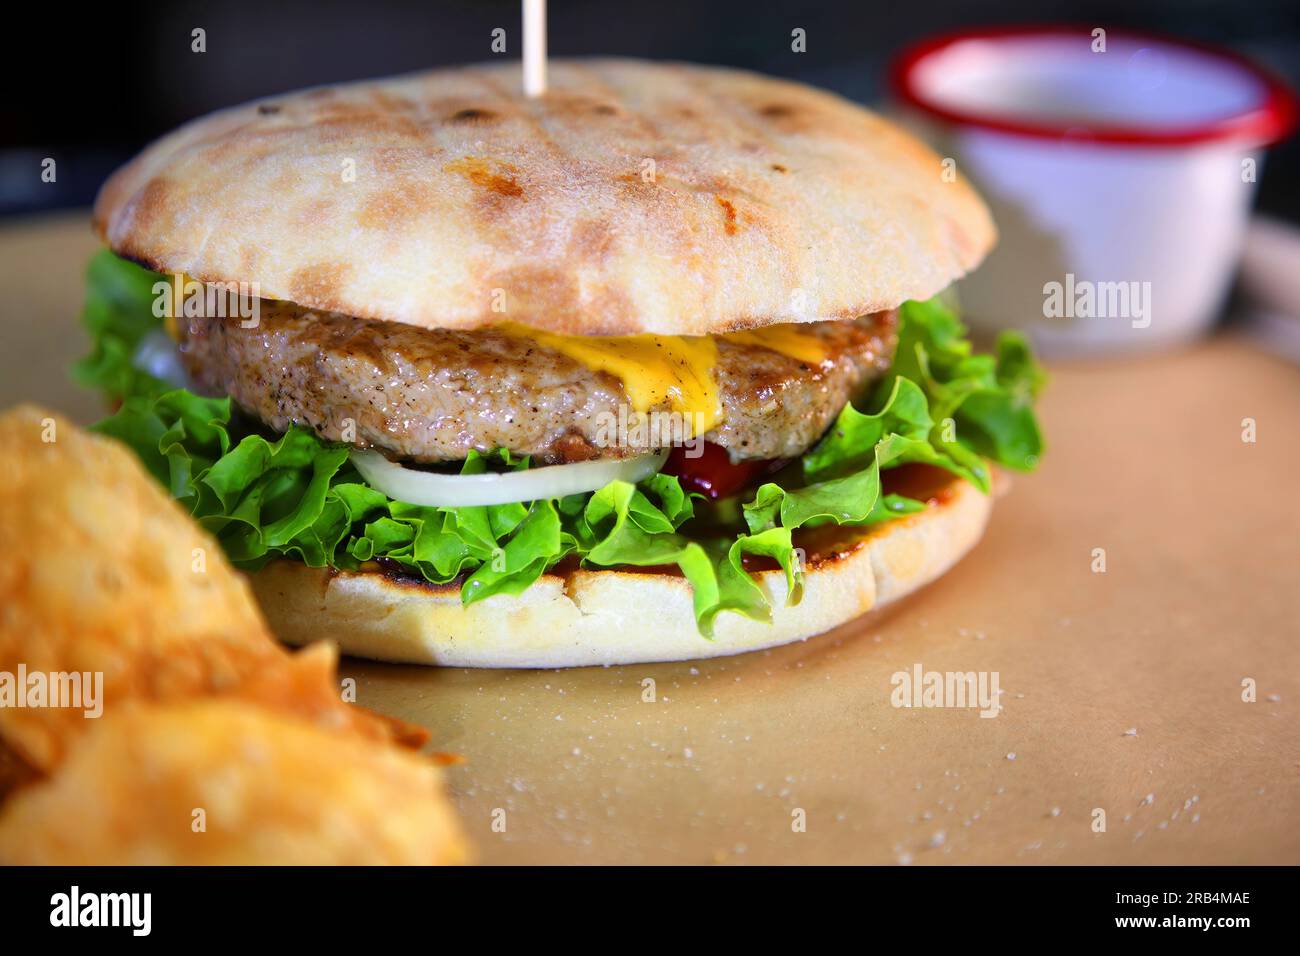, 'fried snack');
0,405,424,765
0,404,279,768
239,641,432,749
0,738,38,803
0,700,469,865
